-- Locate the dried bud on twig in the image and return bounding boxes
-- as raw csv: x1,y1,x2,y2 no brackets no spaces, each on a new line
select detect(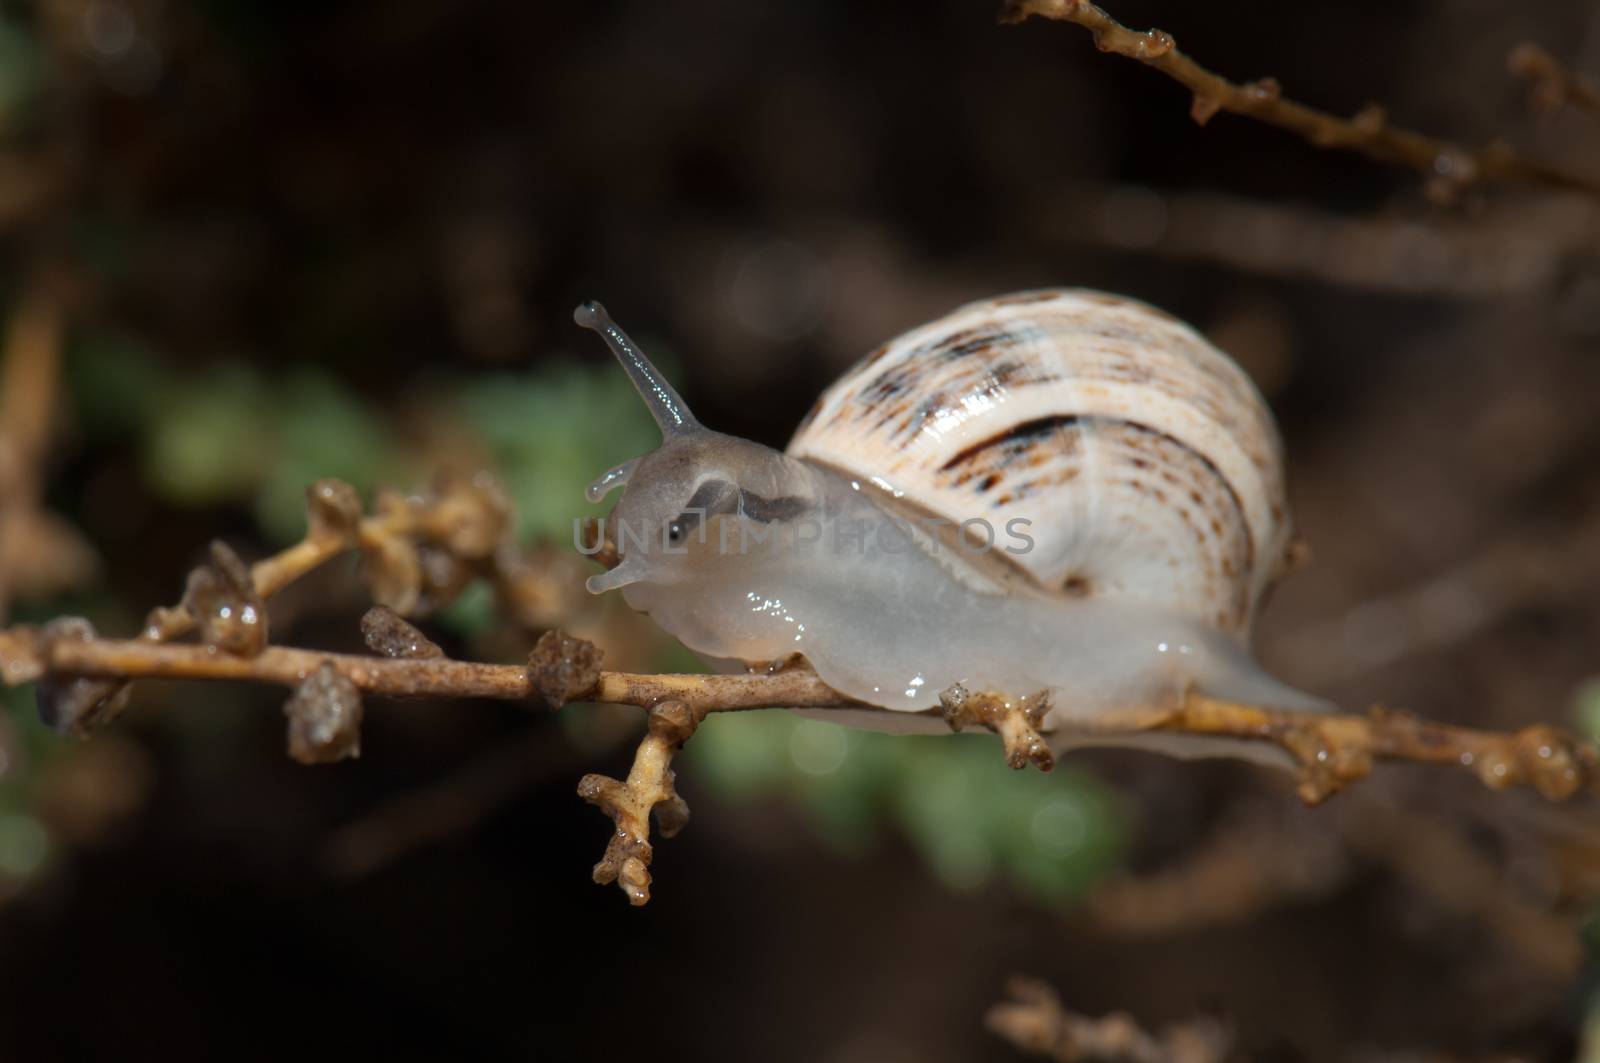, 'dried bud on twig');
305,479,364,543
34,618,130,738
578,699,704,906
284,662,363,764
414,545,472,616
182,541,268,656
527,629,603,709
360,606,444,659
424,474,510,560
